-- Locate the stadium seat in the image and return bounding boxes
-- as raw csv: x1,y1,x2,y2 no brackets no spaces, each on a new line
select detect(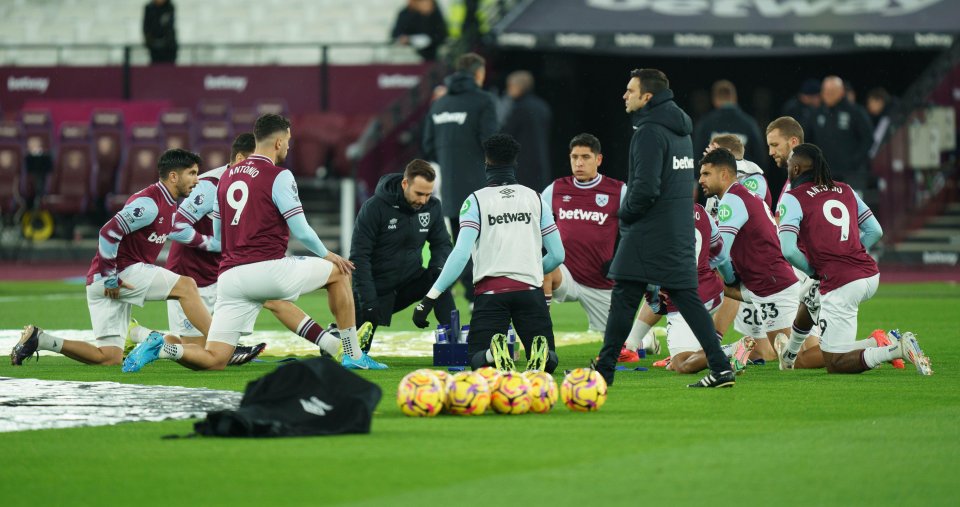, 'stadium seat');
42,123,96,215
196,120,233,169
231,108,257,135
291,112,346,178
91,110,124,201
108,142,163,212
255,98,289,116
331,114,374,177
160,108,193,151
197,99,231,121
0,122,25,216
